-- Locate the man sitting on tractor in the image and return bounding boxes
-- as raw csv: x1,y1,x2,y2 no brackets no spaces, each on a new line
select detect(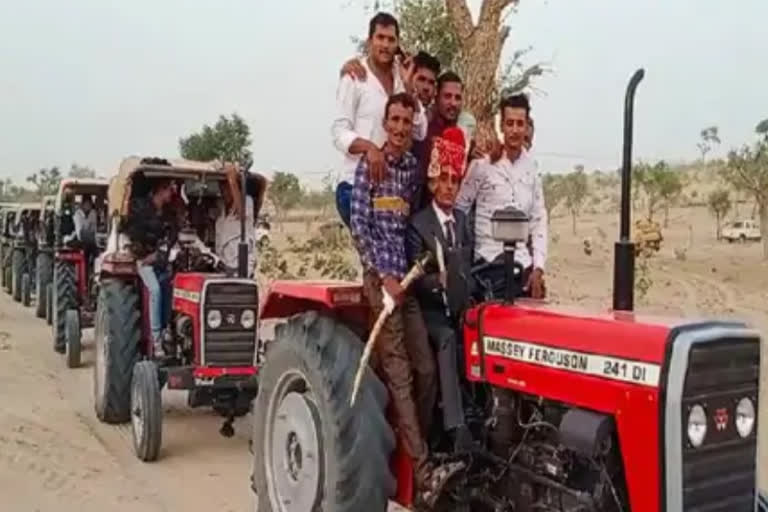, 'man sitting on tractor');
406,126,475,453
123,179,178,357
456,94,548,299
66,195,99,276
349,92,439,503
